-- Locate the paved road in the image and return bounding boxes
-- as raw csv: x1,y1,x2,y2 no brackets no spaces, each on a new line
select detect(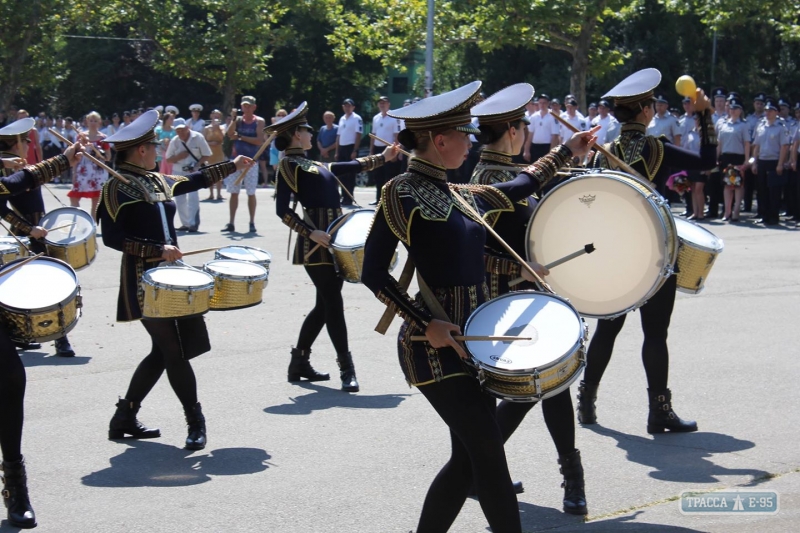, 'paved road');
2,182,798,532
